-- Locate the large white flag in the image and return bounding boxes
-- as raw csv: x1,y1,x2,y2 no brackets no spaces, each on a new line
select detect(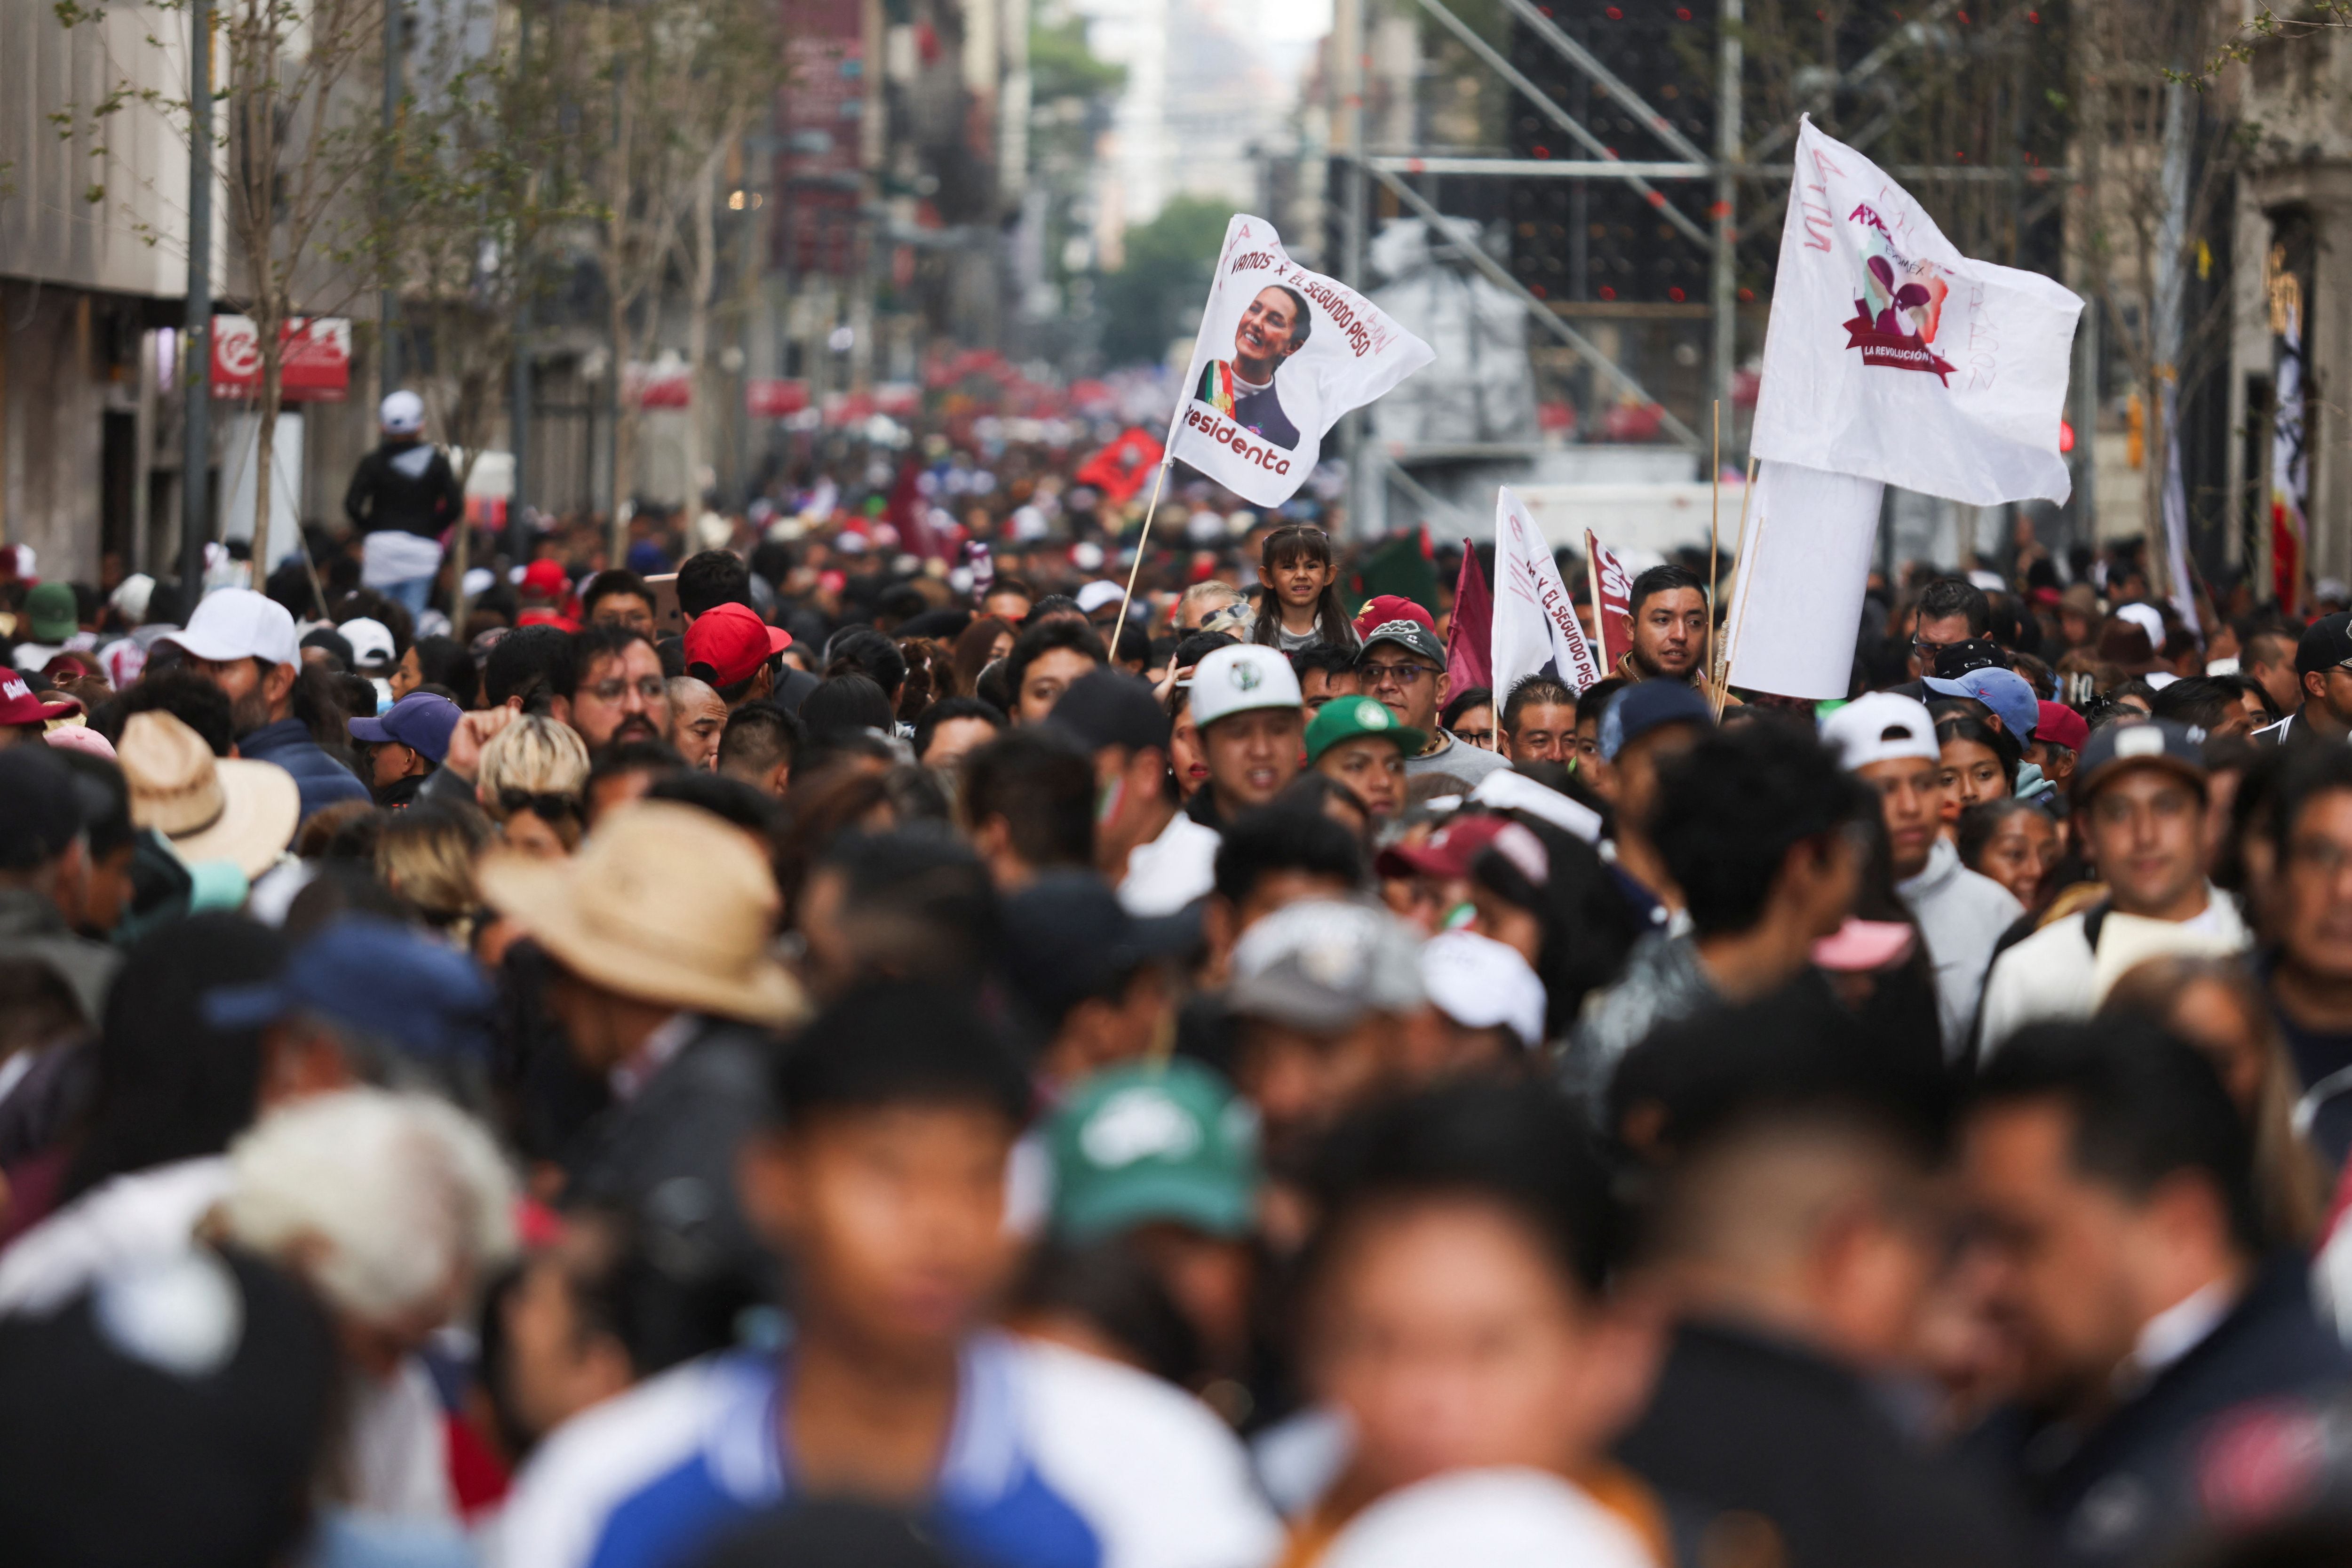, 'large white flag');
1491,486,1605,702
1166,215,1434,507
1752,117,2083,506
1725,461,1886,700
